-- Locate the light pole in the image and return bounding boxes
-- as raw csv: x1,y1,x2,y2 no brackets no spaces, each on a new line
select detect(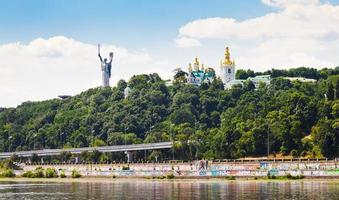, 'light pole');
124,125,128,146
194,119,199,160
144,125,154,161
60,132,65,148
91,130,95,147
33,134,37,150
171,124,175,160
8,136,12,152
267,124,270,158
